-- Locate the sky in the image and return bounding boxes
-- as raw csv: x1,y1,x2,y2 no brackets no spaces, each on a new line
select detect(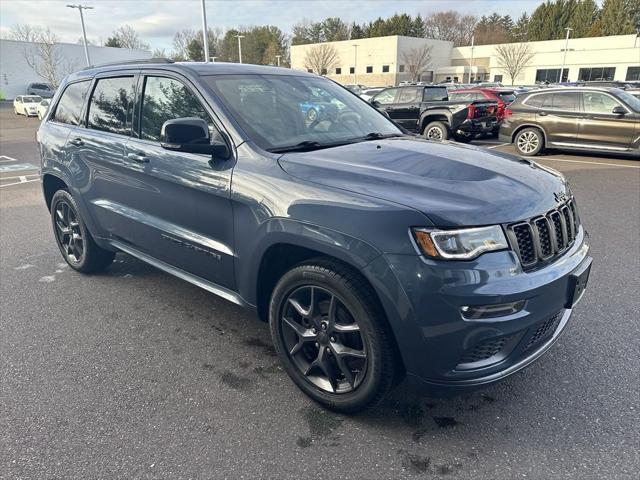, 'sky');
0,0,545,51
